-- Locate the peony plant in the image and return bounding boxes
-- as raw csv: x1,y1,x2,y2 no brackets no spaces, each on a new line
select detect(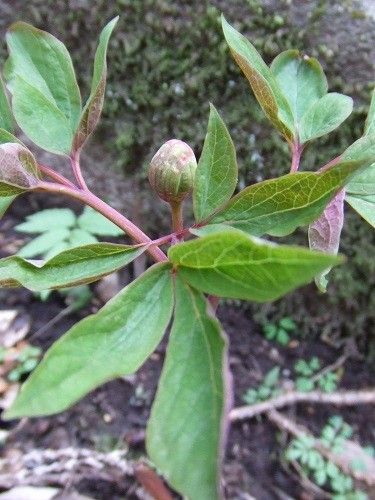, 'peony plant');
0,14,374,499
